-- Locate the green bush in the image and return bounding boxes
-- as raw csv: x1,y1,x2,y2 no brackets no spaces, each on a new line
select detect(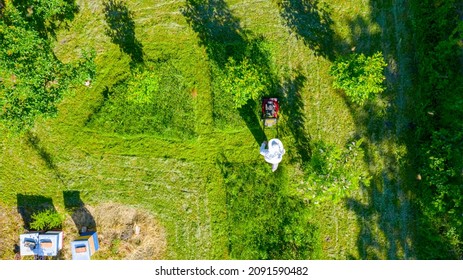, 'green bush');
418,129,463,247
220,56,269,109
210,38,275,128
304,139,370,203
30,209,64,231
126,70,160,104
329,51,387,105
